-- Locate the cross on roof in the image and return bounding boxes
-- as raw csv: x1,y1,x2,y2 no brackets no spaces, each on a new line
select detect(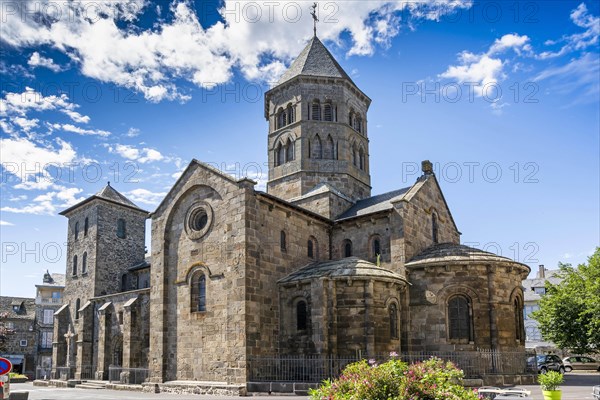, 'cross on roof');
310,3,319,37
